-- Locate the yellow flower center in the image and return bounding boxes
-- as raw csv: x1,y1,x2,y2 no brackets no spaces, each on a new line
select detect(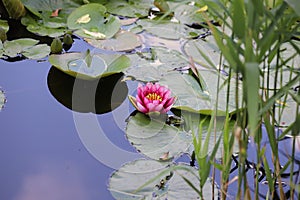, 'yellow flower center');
146,93,162,101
